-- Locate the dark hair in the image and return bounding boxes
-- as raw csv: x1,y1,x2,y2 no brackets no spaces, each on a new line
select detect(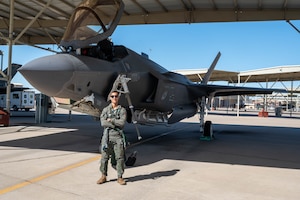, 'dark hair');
110,91,119,95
